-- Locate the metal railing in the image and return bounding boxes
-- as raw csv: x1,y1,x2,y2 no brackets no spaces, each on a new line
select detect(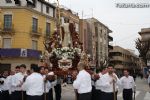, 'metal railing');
30,27,42,37
0,23,15,35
